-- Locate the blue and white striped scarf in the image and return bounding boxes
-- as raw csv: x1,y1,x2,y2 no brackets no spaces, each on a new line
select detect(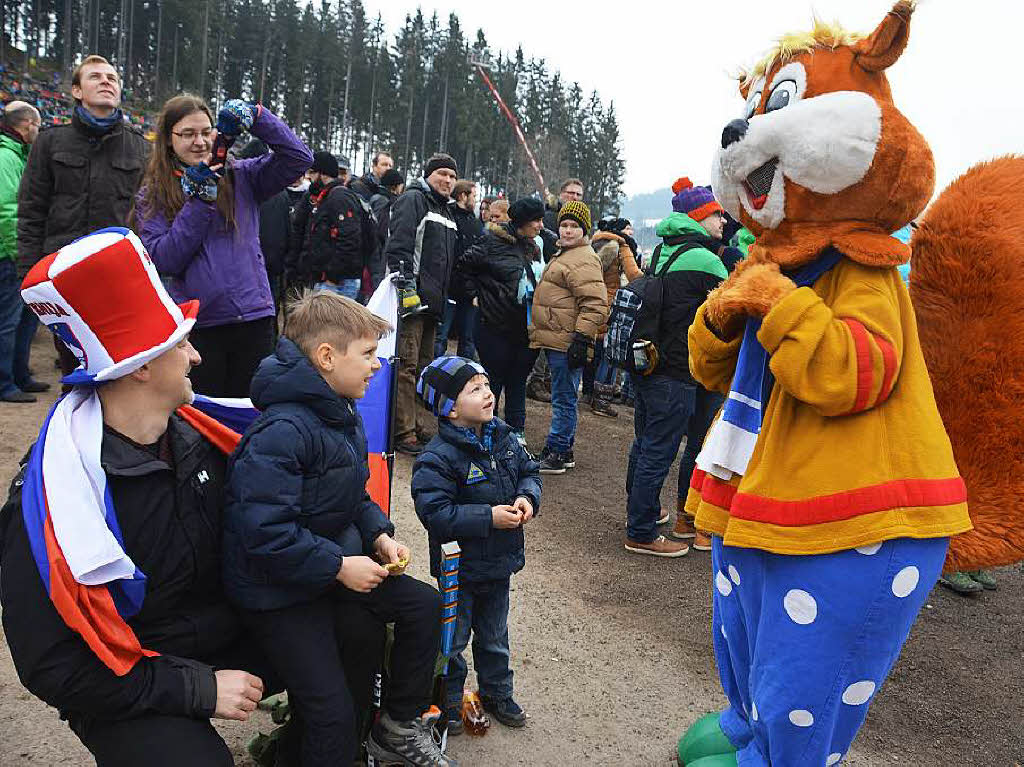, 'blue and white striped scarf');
696,248,844,480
